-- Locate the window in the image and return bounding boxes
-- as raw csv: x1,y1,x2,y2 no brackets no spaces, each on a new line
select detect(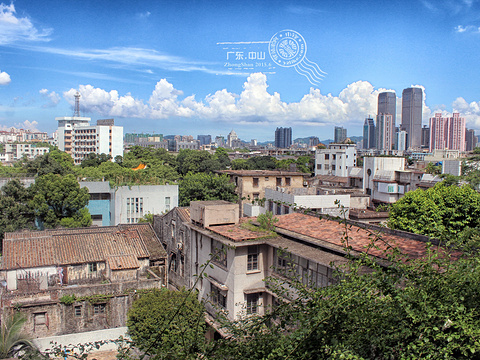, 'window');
325,154,329,160
75,306,82,317
285,177,291,186
170,252,178,273
34,312,47,326
246,294,259,314
332,154,336,160
211,284,226,308
247,246,259,271
165,196,171,211
91,214,102,221
317,164,322,170
88,263,97,272
253,177,259,187
253,193,260,200
212,239,227,267
171,220,176,238
265,177,269,181
325,164,329,170
94,304,106,314
332,165,336,170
